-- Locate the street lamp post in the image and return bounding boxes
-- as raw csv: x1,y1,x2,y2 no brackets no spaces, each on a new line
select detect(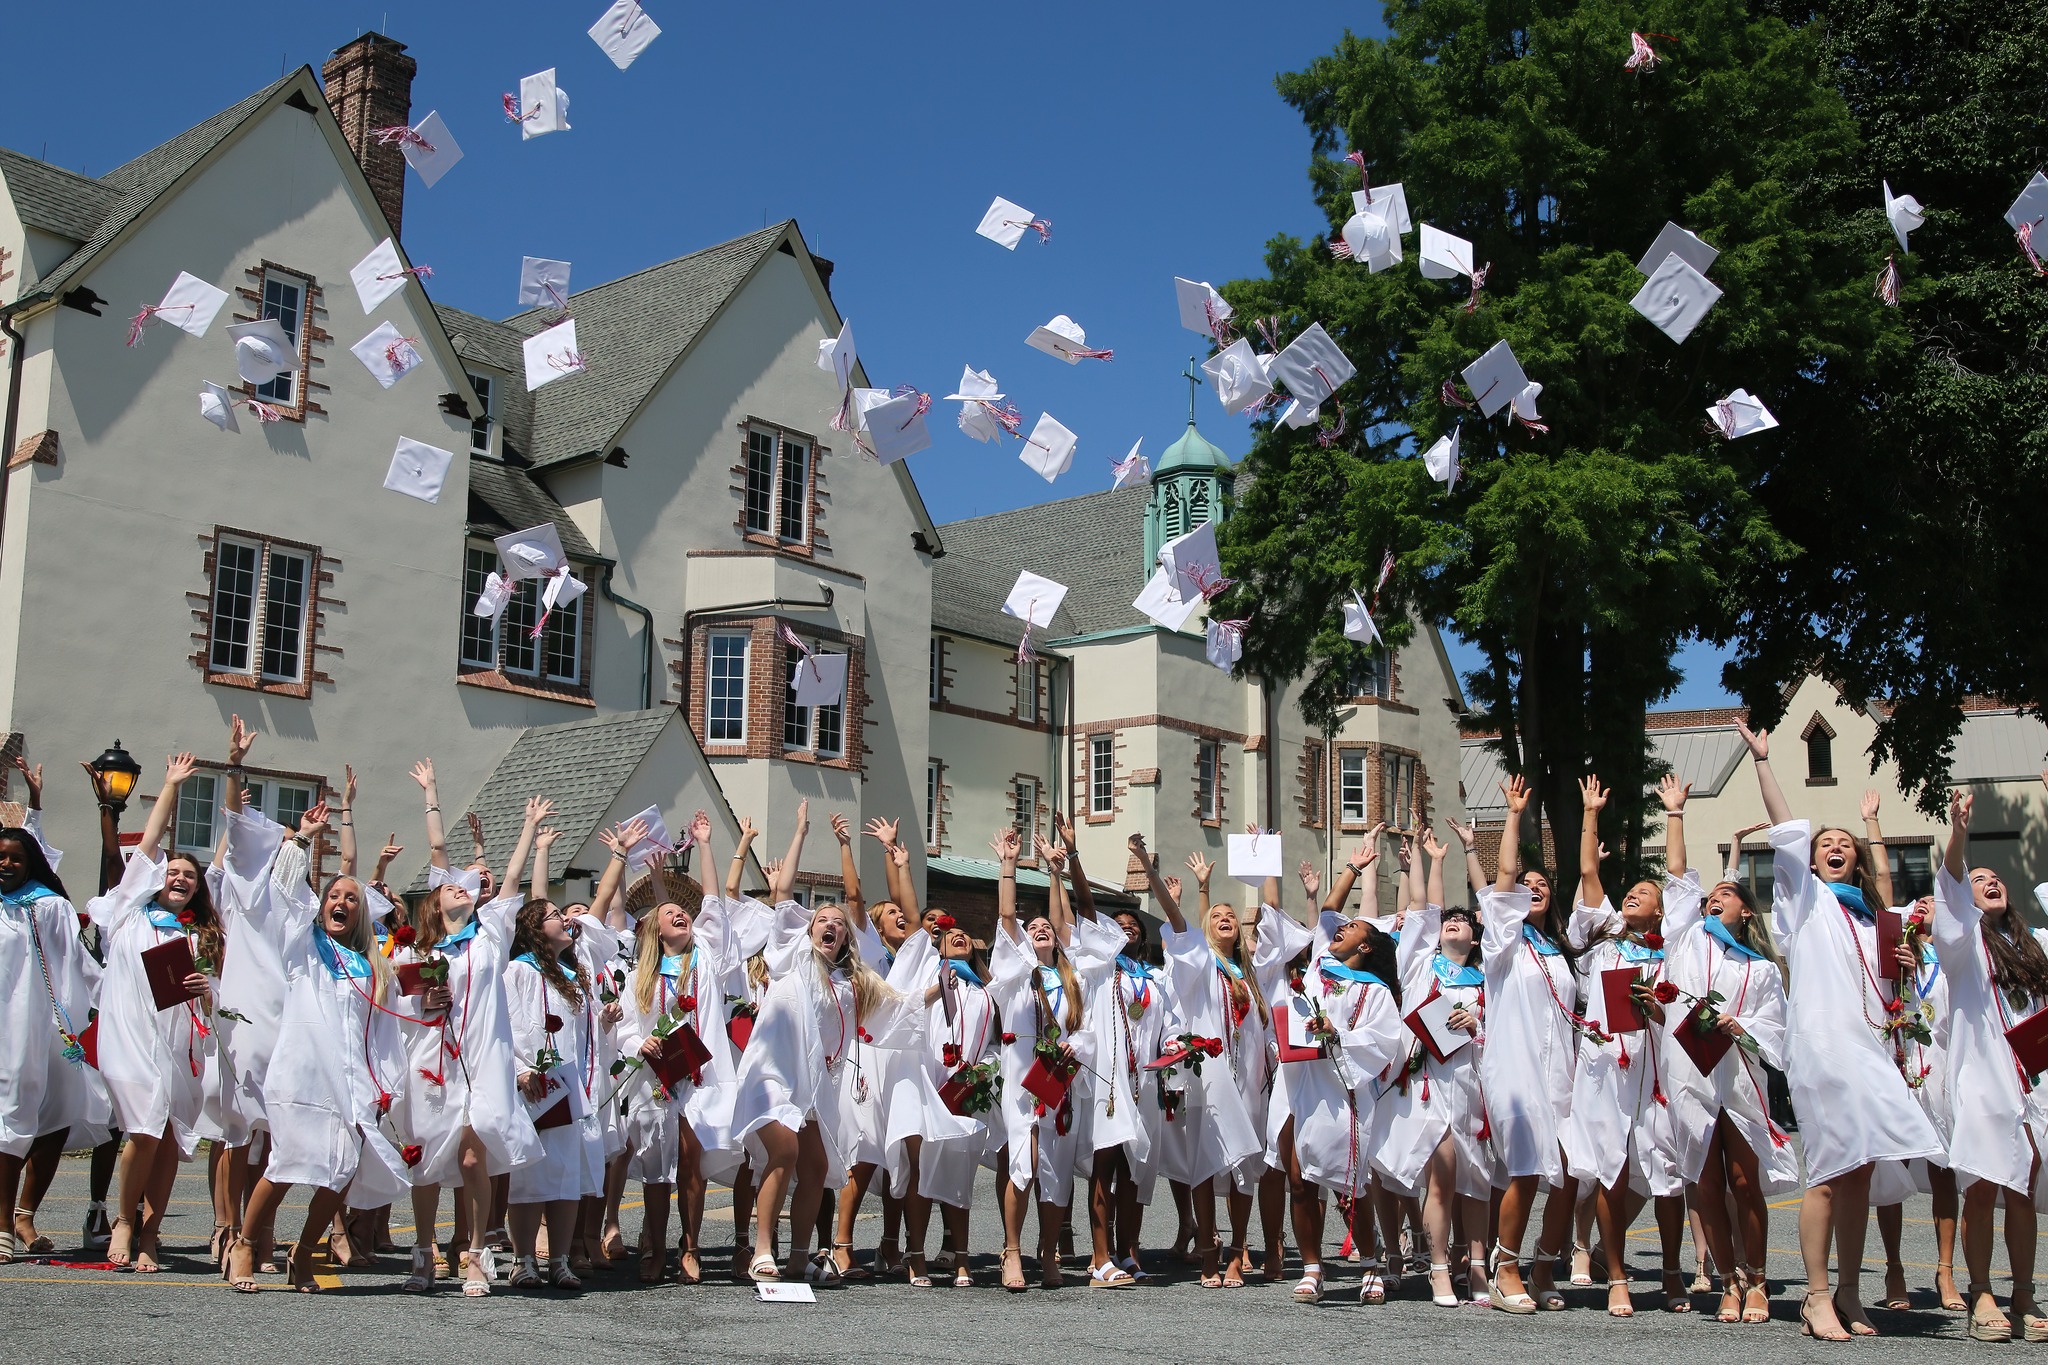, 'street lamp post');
86,739,141,895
